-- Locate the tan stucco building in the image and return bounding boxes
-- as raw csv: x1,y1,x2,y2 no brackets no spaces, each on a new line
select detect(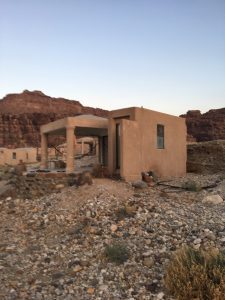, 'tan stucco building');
0,147,37,166
40,107,186,181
